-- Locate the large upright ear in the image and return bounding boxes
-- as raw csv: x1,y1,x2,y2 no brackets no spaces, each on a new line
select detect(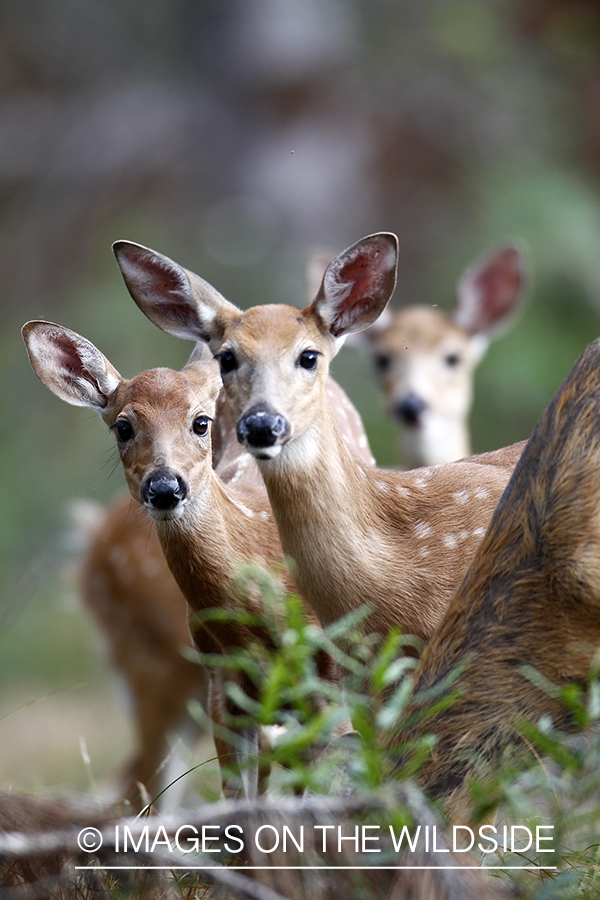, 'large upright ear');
454,241,528,338
22,321,122,410
309,233,398,338
113,241,241,348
